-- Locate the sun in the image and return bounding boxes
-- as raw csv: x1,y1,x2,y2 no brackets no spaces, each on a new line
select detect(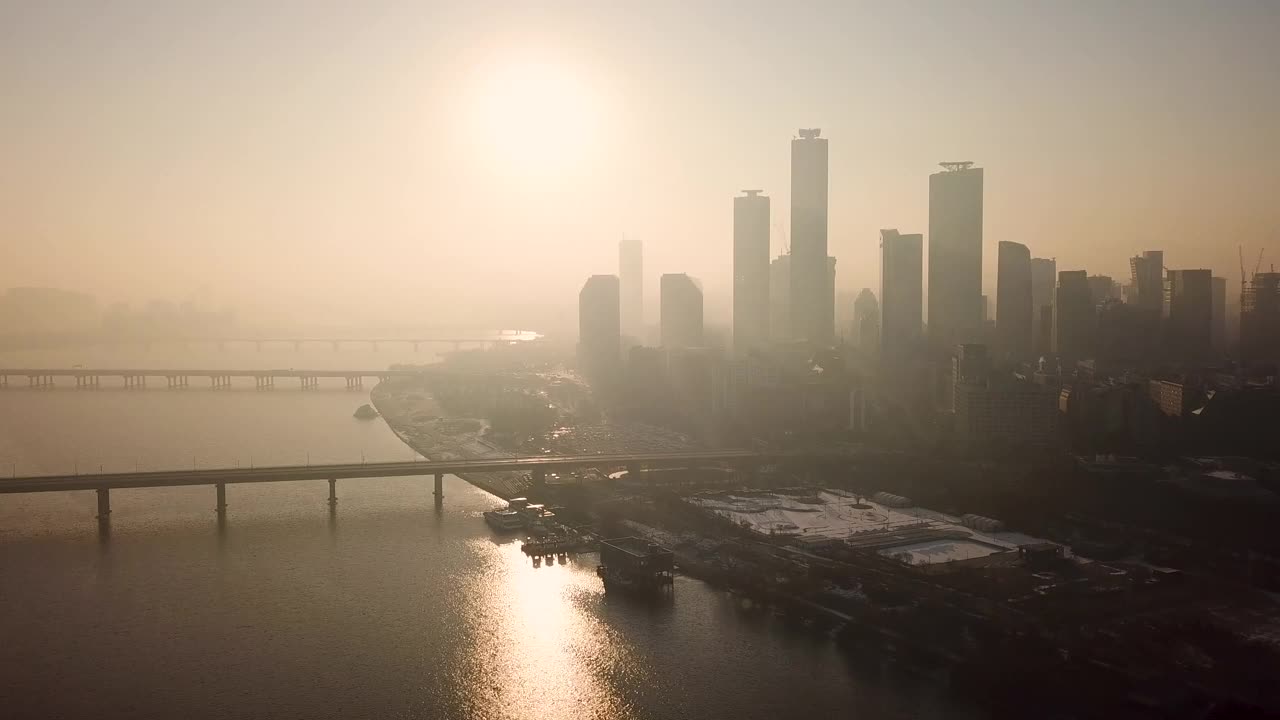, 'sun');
468,59,601,179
